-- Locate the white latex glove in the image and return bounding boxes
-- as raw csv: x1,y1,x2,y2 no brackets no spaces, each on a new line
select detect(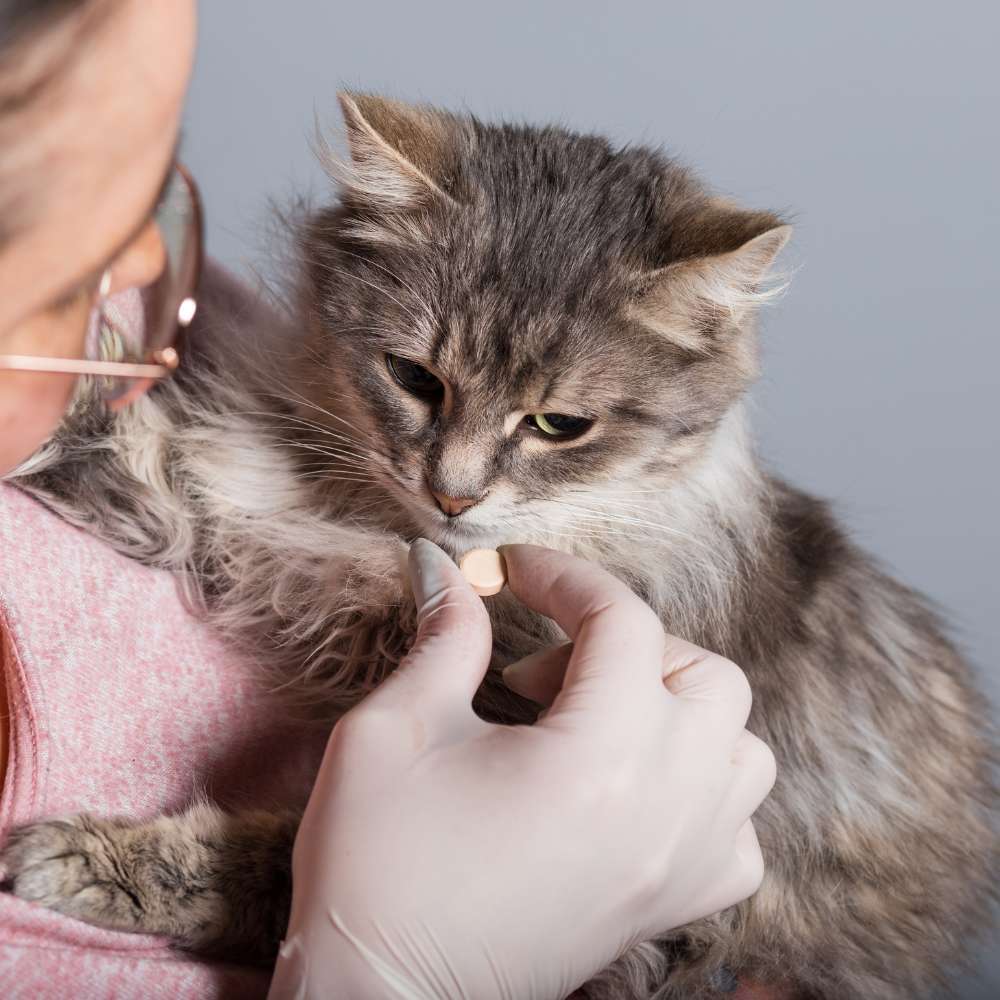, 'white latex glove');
268,540,775,1000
